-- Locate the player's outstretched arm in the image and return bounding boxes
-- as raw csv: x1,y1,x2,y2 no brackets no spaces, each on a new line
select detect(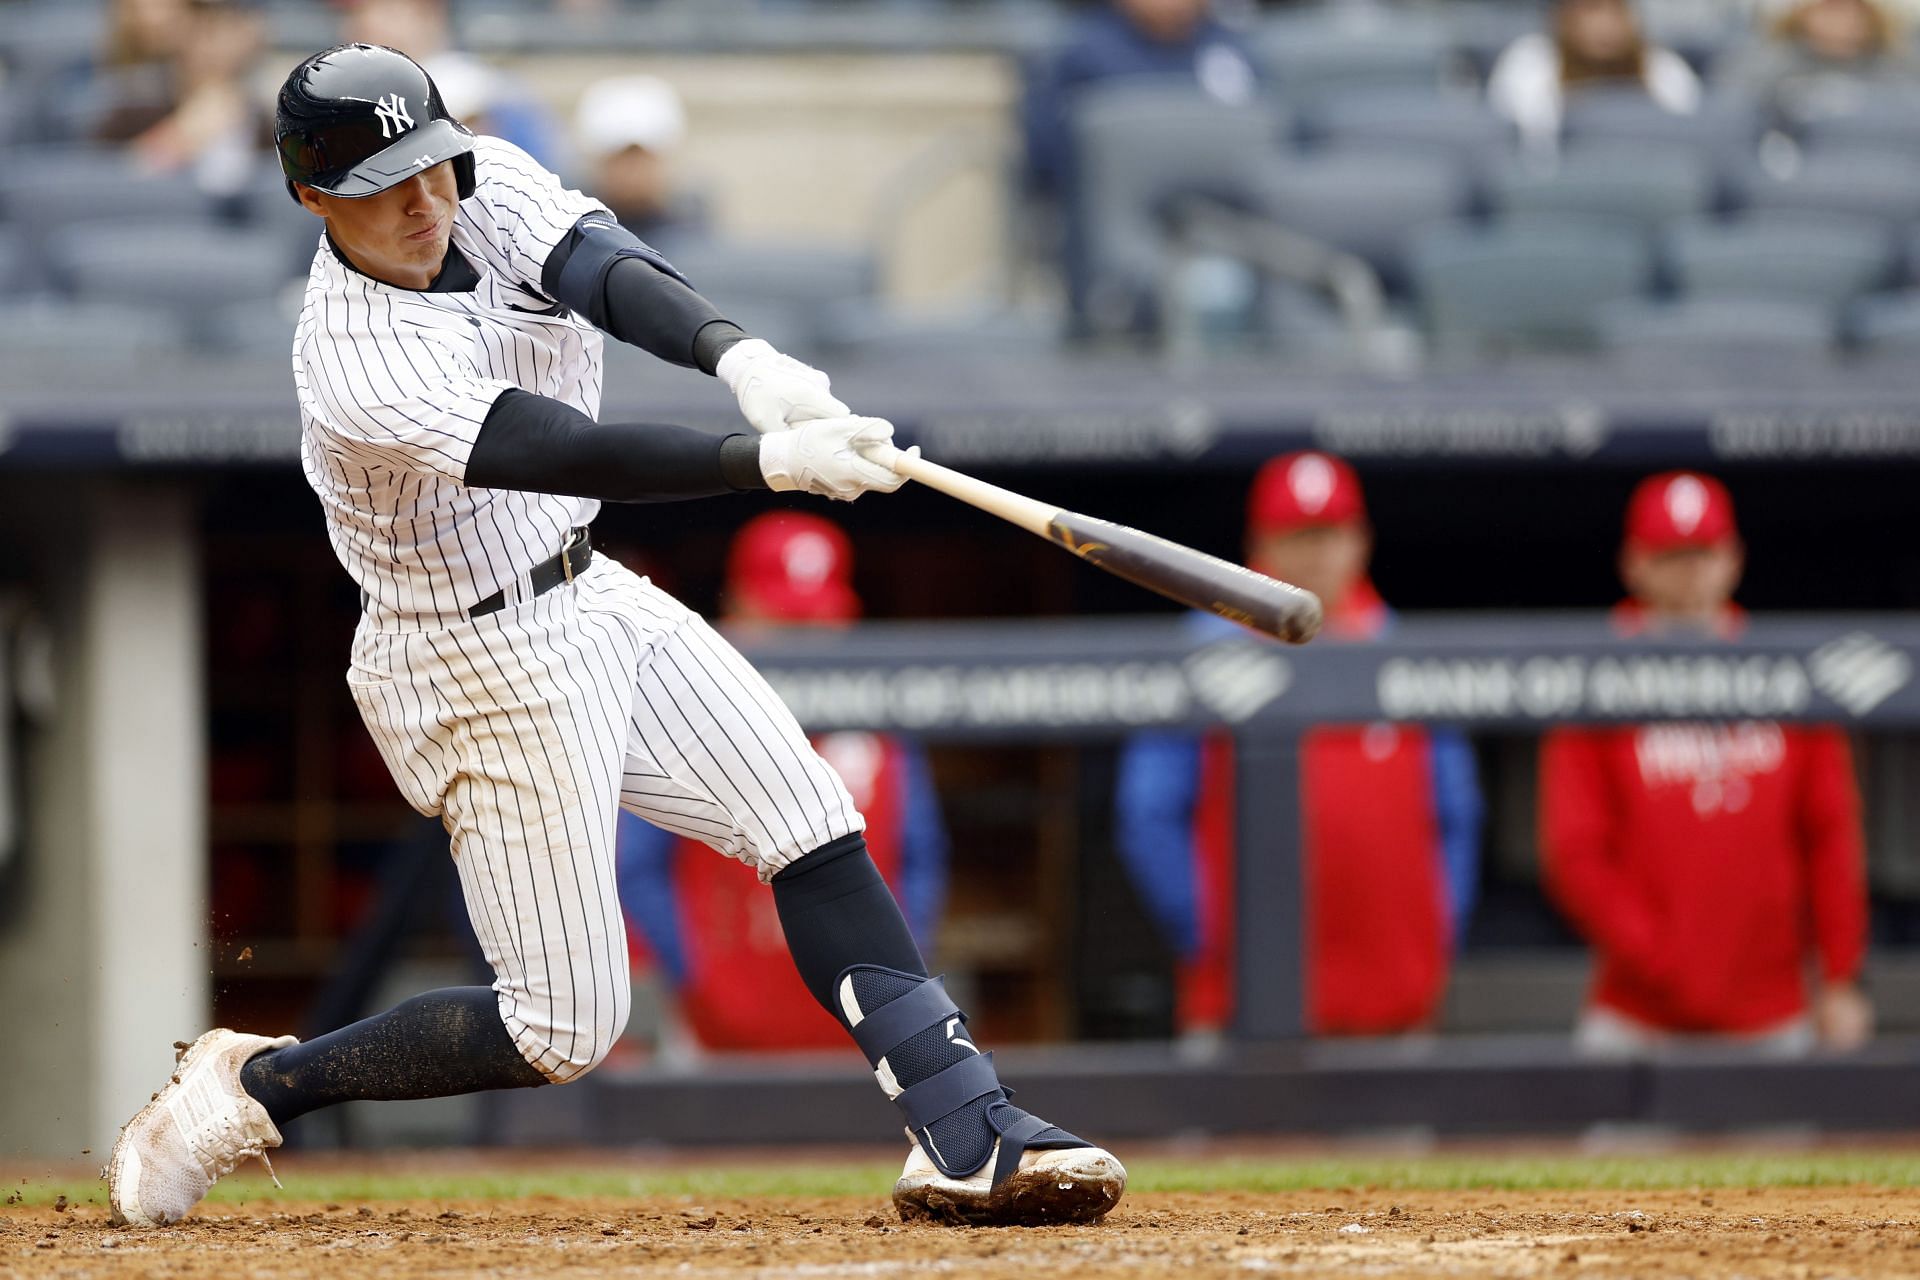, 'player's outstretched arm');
464,389,908,505
542,216,848,434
